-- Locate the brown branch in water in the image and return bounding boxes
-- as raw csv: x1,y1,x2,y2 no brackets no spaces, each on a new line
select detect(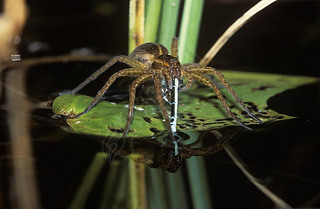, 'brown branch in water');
0,0,28,63
6,67,41,209
211,130,293,209
0,54,112,70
